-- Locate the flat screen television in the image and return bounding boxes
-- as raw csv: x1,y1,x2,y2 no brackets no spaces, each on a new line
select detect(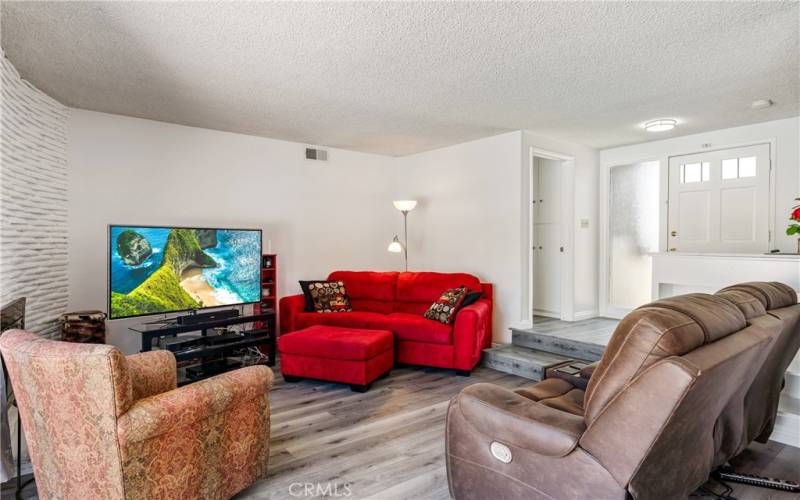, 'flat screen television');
108,225,262,320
